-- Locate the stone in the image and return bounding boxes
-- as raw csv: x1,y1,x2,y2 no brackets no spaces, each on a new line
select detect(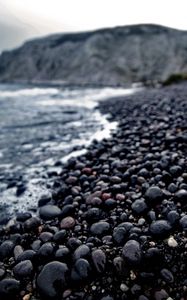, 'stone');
17,250,36,263
13,260,33,279
37,261,68,298
0,279,20,299
91,249,106,273
53,230,67,243
131,199,148,214
71,258,91,281
60,217,75,229
179,215,187,230
167,236,178,247
160,268,174,283
90,221,110,236
39,205,62,220
113,227,127,245
0,240,14,260
174,189,187,203
73,245,90,261
145,186,164,204
24,217,41,231
150,220,172,237
122,240,142,265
